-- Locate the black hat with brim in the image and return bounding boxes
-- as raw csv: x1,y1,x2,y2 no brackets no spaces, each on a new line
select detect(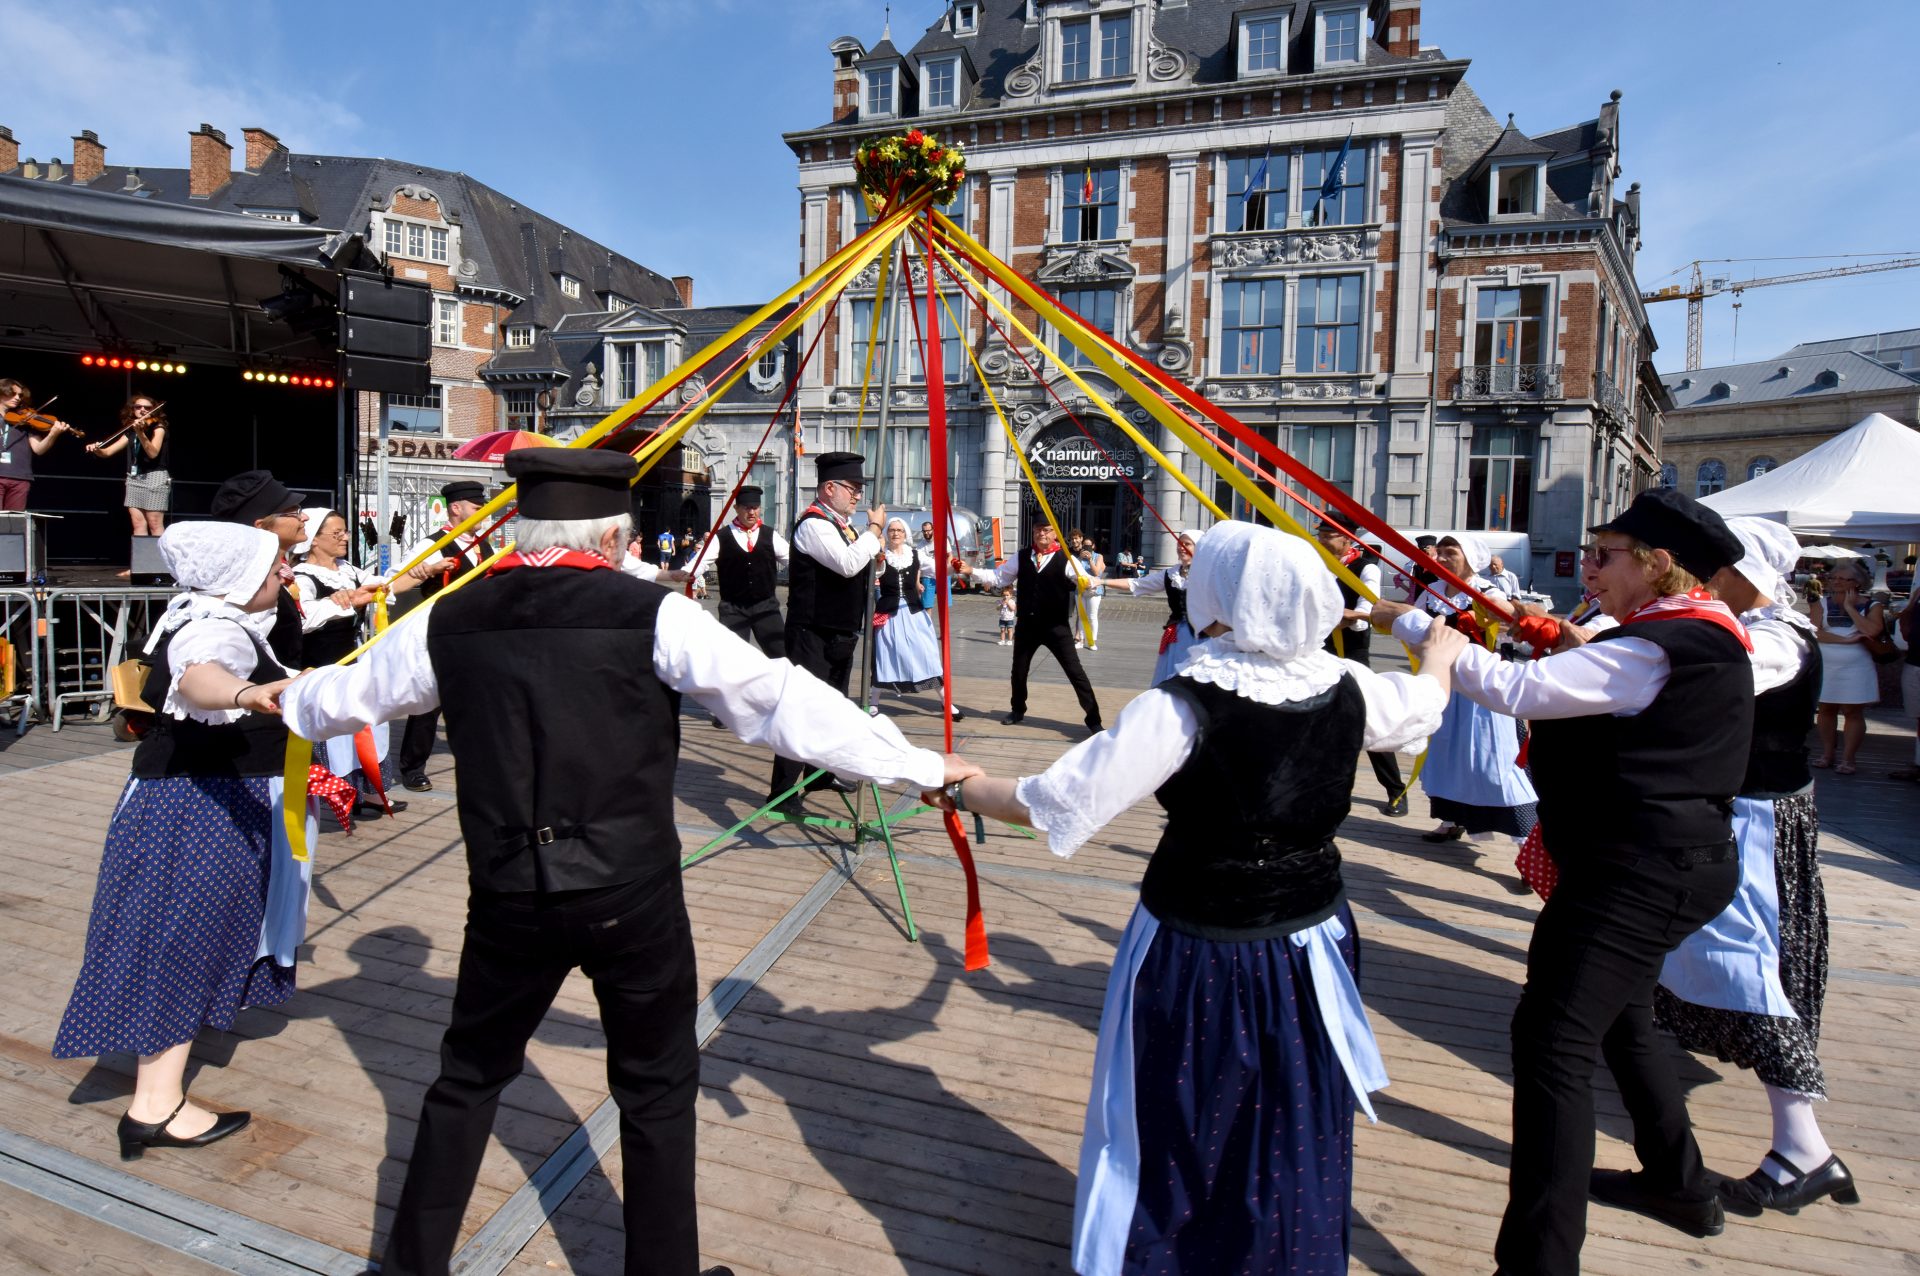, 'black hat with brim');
504,449,637,520
814,451,867,486
736,485,764,507
1590,487,1742,583
441,480,486,507
210,469,300,525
